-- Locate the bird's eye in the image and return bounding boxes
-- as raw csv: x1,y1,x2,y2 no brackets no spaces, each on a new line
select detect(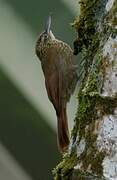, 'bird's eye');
44,34,48,39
